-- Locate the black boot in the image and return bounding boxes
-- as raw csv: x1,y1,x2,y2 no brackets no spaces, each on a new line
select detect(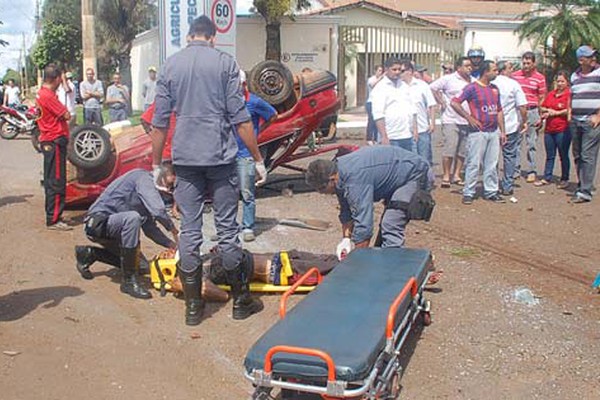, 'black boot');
75,246,122,280
120,247,152,299
75,246,96,280
178,268,205,326
227,250,264,320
